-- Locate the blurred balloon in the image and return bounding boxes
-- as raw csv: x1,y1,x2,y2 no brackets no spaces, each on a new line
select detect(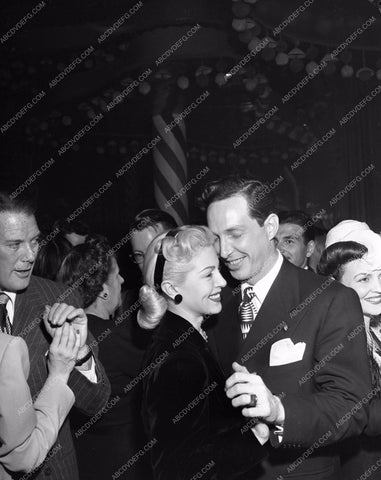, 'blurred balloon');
341,65,354,78
177,76,189,89
275,52,289,66
139,82,151,94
